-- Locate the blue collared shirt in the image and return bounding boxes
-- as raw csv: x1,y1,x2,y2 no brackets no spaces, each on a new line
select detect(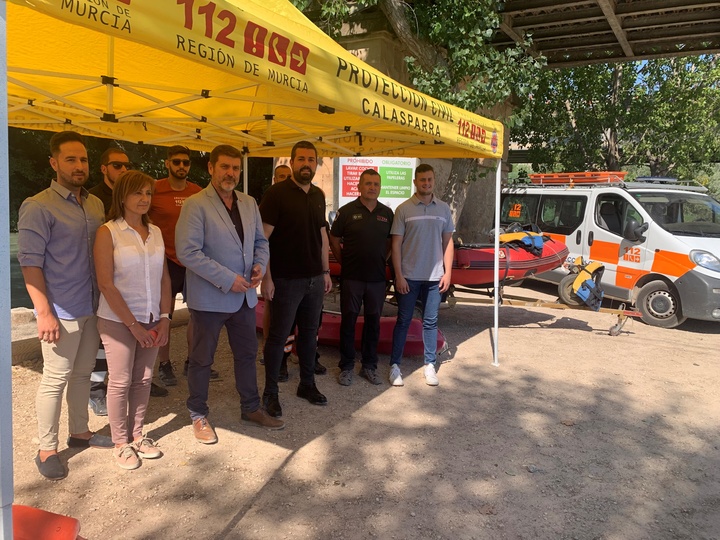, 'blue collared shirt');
17,180,106,319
